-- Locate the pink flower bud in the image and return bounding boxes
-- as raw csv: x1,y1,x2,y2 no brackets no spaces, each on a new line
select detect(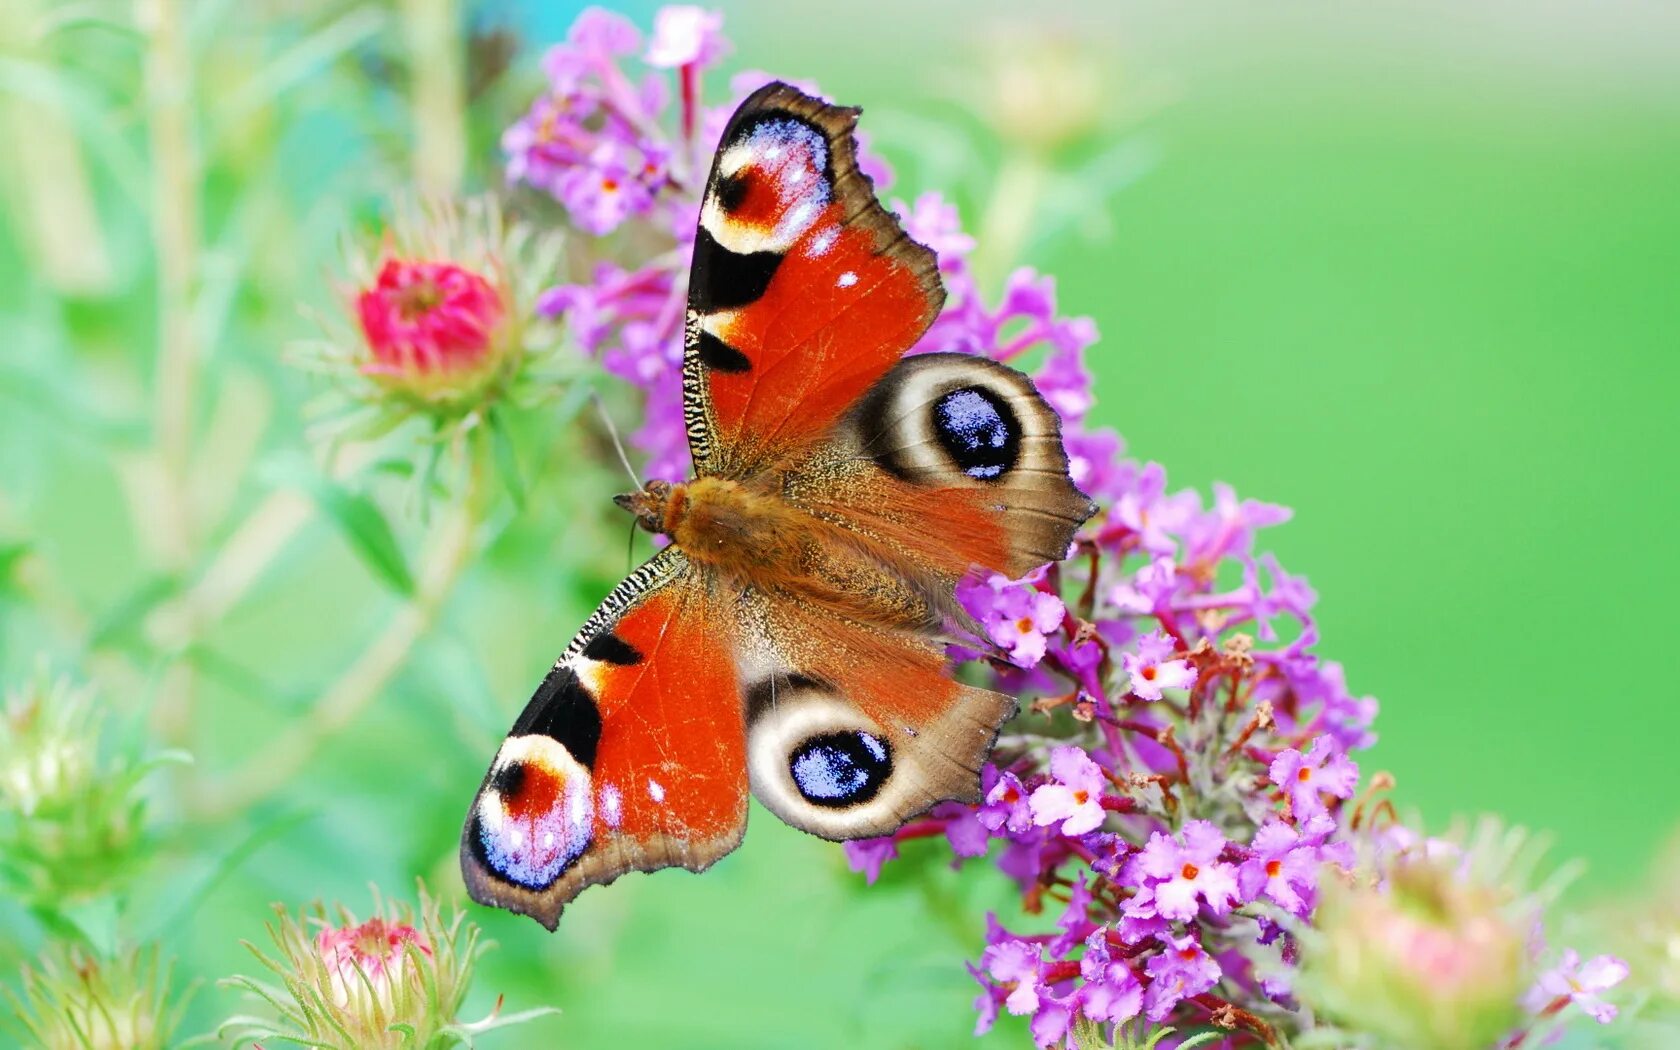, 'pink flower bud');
356,258,505,378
